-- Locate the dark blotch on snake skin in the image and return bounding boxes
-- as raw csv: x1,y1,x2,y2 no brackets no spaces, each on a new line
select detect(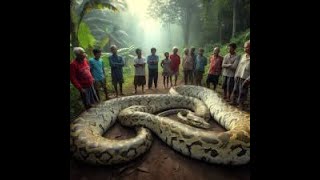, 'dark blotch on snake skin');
210,149,218,157
230,144,242,150
170,137,178,146
99,124,105,132
201,137,219,144
181,132,193,139
186,141,203,156
204,148,218,158
237,148,247,157
79,148,89,160
120,148,137,158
